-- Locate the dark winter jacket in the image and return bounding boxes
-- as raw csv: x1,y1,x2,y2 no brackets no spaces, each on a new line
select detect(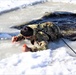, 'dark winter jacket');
16,22,76,52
